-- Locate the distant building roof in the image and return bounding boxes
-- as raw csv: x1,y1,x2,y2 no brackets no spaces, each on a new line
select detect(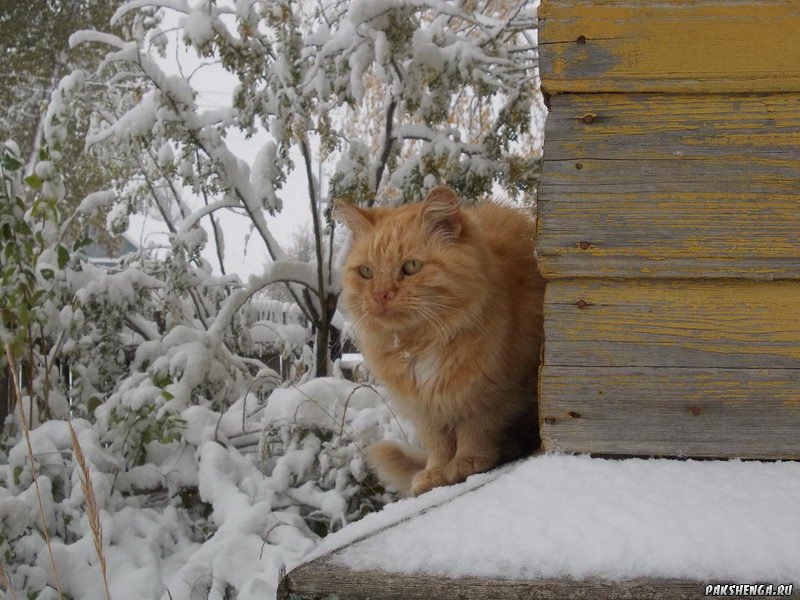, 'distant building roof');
84,236,138,269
